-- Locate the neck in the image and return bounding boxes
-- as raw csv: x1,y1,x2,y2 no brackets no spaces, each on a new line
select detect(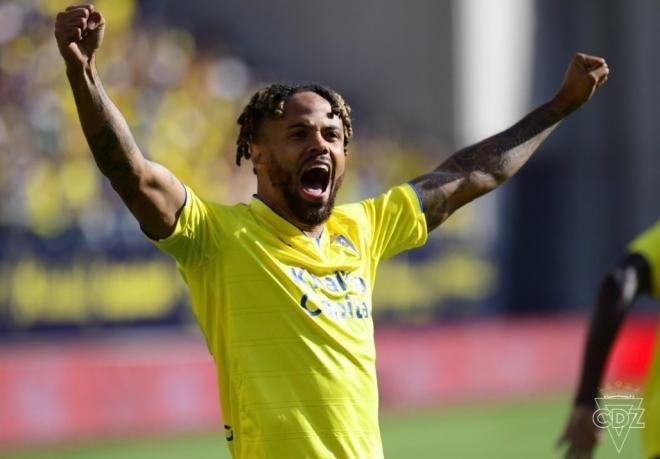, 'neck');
301,226,324,239
255,191,325,239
